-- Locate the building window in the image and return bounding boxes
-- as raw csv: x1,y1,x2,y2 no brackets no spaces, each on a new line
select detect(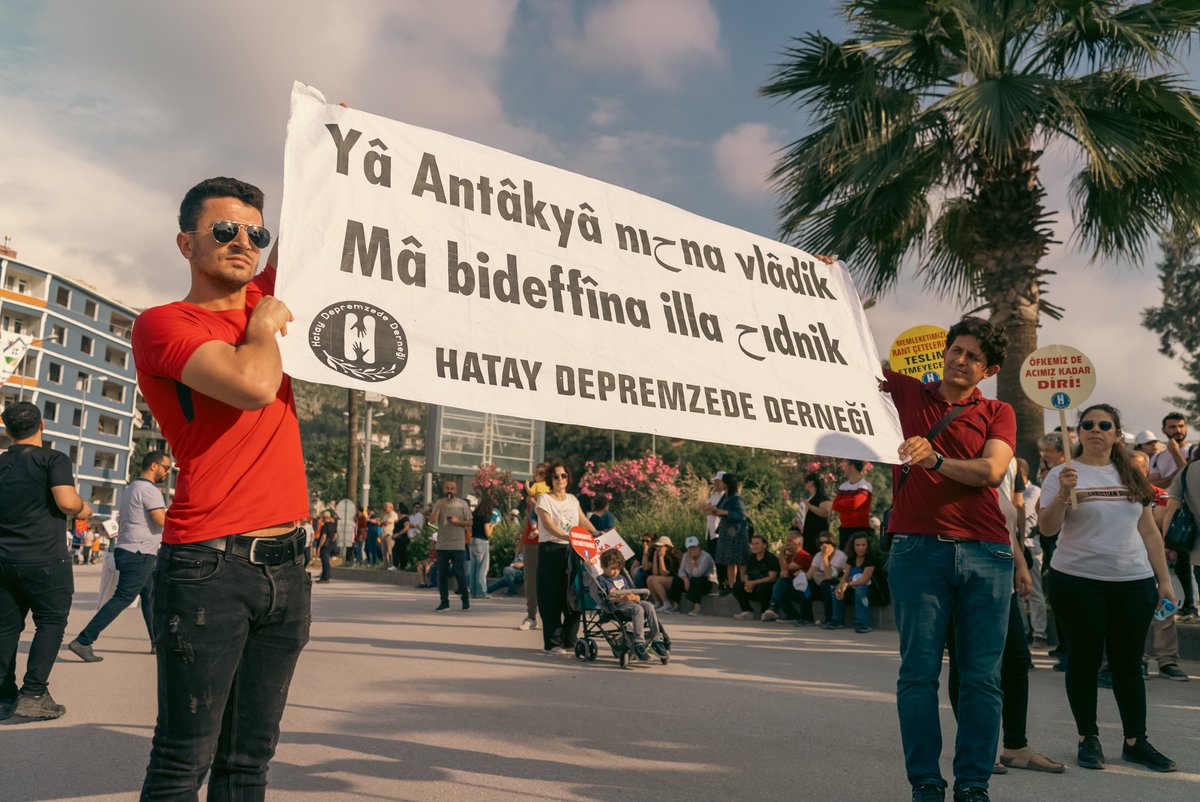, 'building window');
72,407,83,427
3,276,28,293
47,362,62,383
68,445,78,465
97,414,120,436
93,451,117,471
1,314,23,334
104,345,127,369
43,400,58,422
76,372,90,393
83,299,98,319
109,312,133,340
56,287,71,307
80,335,94,356
101,381,124,404
43,439,54,451
91,486,116,505
50,325,66,345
